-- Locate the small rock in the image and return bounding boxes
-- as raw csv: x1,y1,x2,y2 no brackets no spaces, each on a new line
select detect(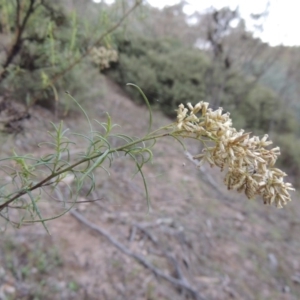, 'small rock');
282,285,290,293
291,273,300,284
1,284,16,295
0,268,5,278
268,253,278,270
